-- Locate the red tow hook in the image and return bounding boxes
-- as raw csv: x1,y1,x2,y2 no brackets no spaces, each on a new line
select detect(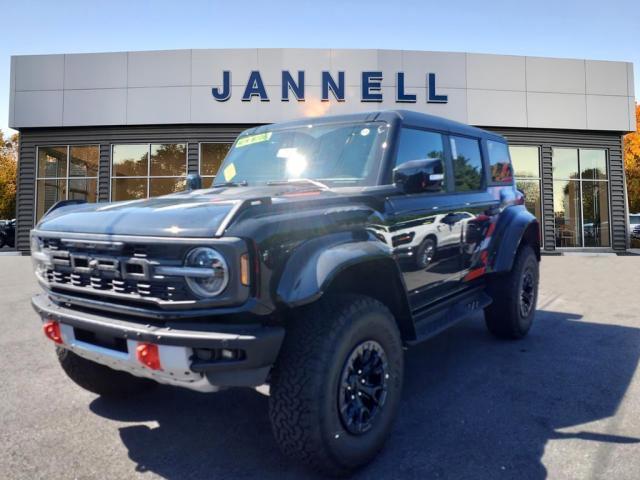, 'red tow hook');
136,343,162,371
43,320,63,344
